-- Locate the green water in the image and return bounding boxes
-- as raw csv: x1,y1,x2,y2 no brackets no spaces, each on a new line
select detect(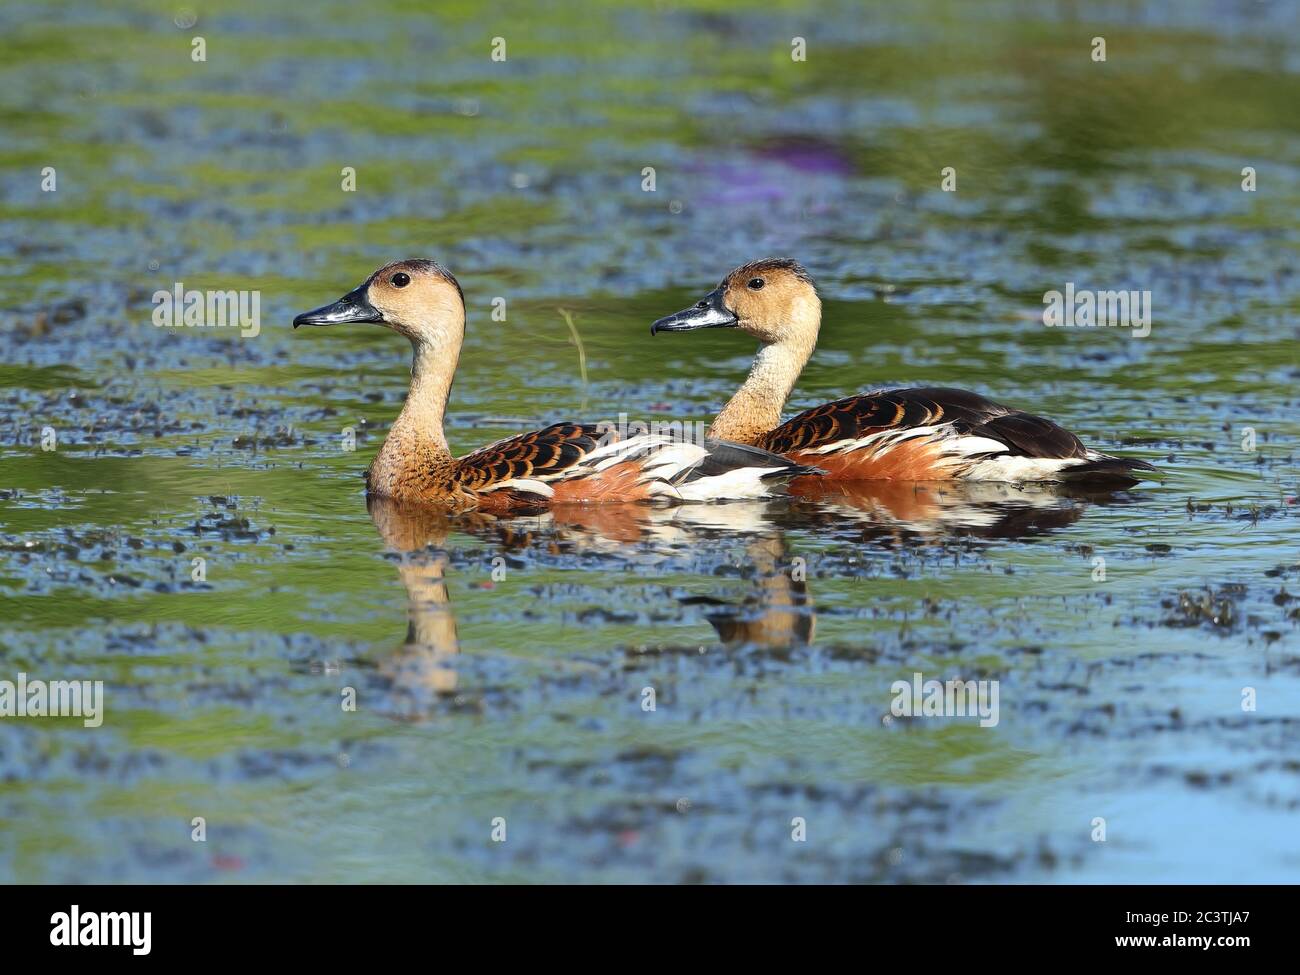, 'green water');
1,0,1297,882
